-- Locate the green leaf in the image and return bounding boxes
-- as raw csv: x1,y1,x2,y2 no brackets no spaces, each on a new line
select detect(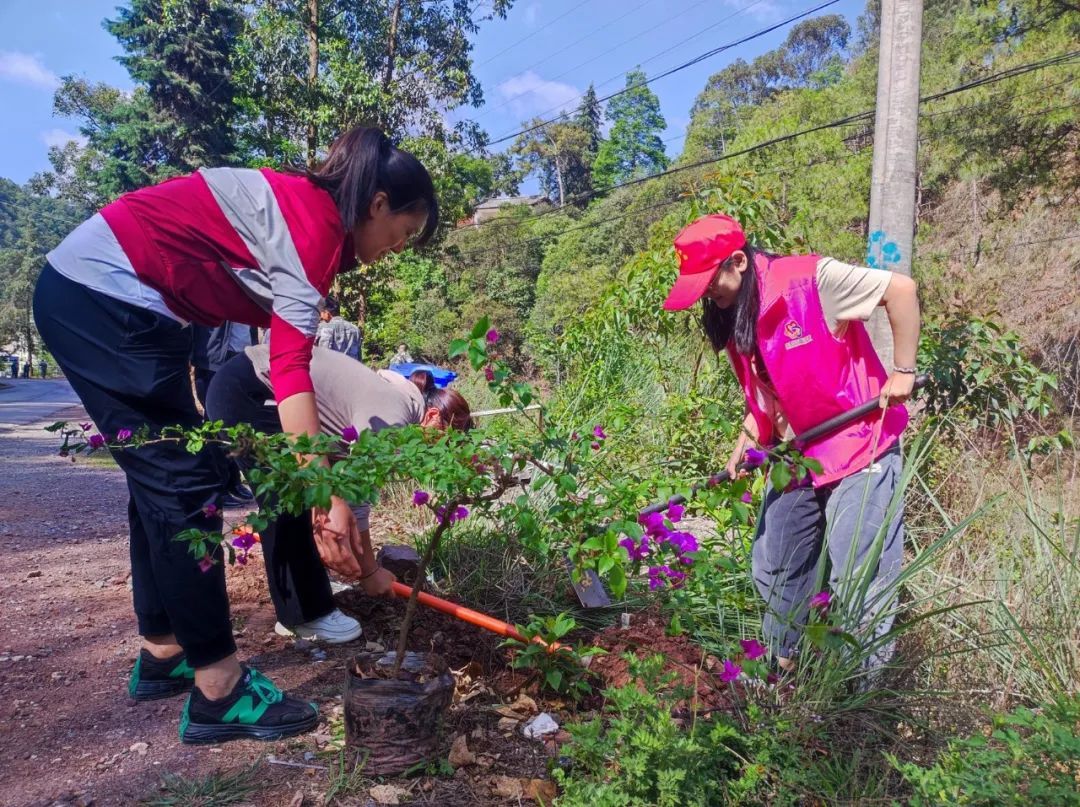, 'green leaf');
448,338,468,358
545,669,563,691
44,421,67,433
469,316,491,340
770,462,792,491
